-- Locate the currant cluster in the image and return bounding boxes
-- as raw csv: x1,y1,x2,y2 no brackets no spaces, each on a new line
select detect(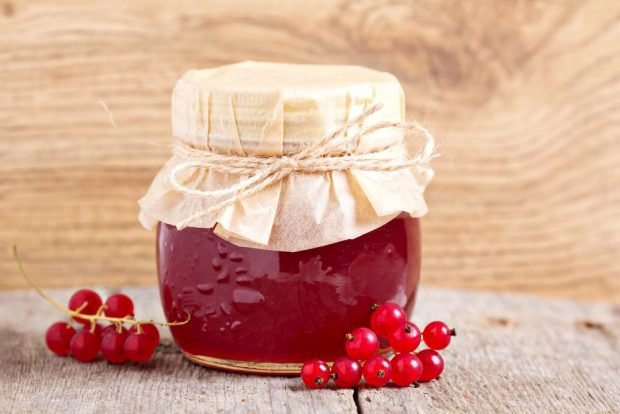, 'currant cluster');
45,289,160,364
301,302,455,389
